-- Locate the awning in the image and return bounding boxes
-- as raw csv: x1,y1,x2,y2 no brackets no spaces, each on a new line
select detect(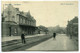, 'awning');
19,24,37,28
